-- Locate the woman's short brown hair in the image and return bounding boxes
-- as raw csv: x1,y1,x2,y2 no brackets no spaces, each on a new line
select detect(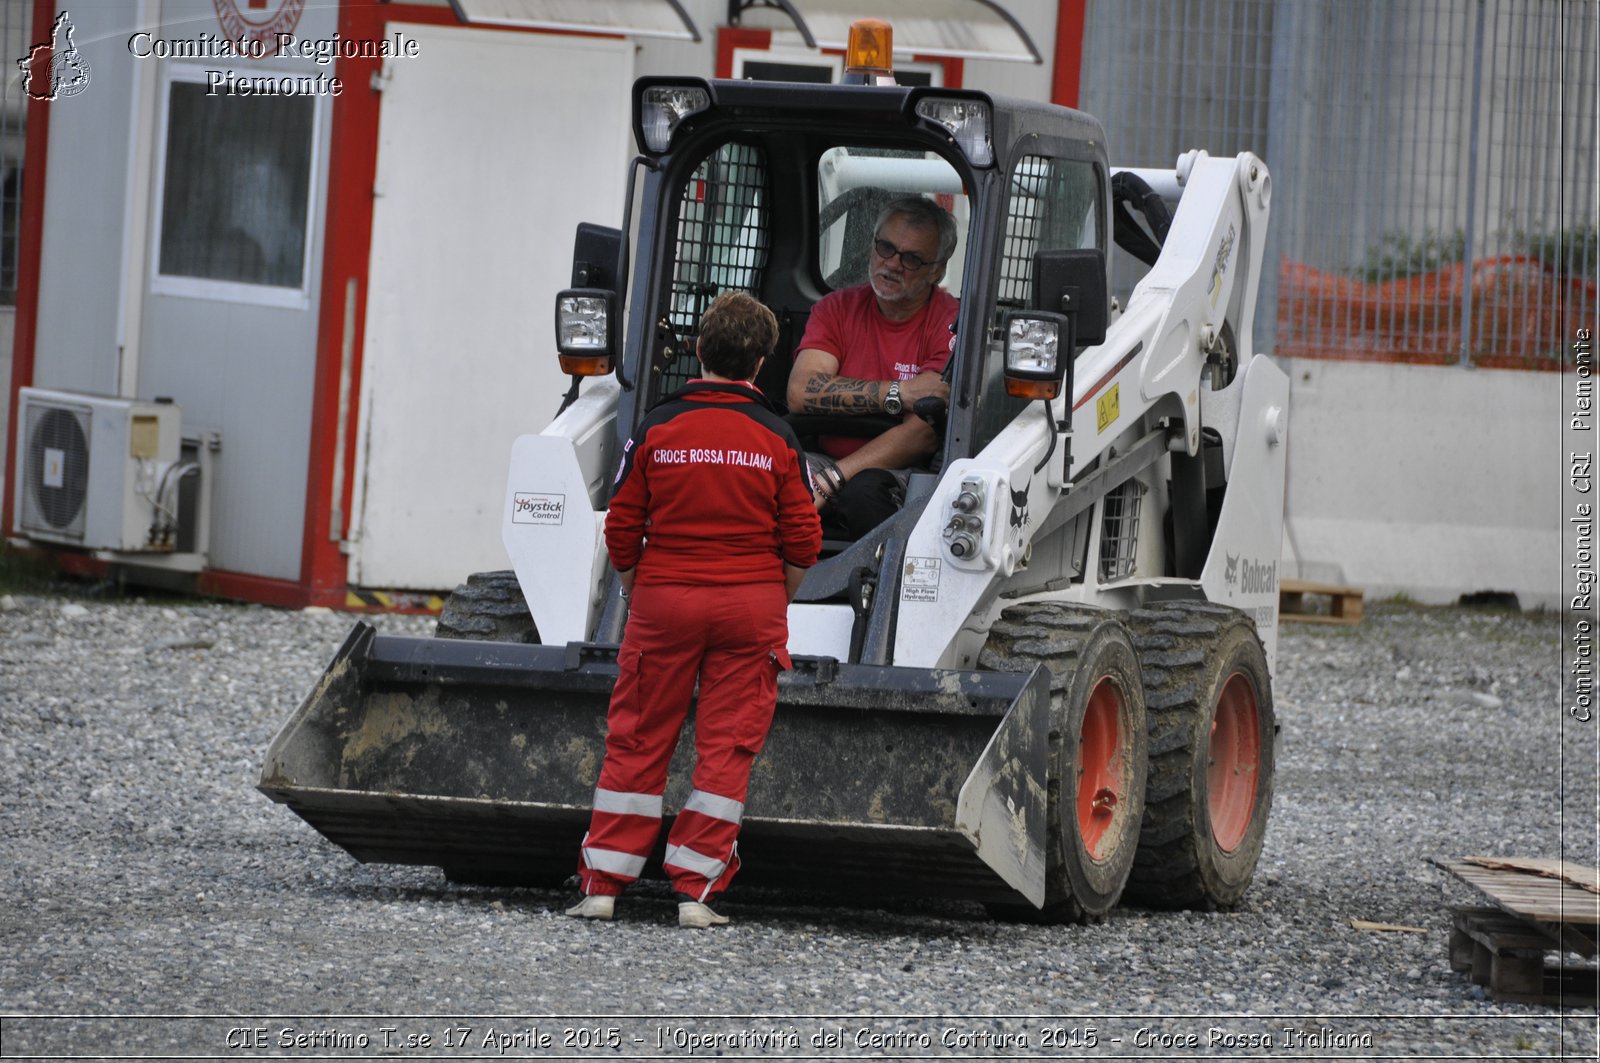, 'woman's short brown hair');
697,291,780,381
